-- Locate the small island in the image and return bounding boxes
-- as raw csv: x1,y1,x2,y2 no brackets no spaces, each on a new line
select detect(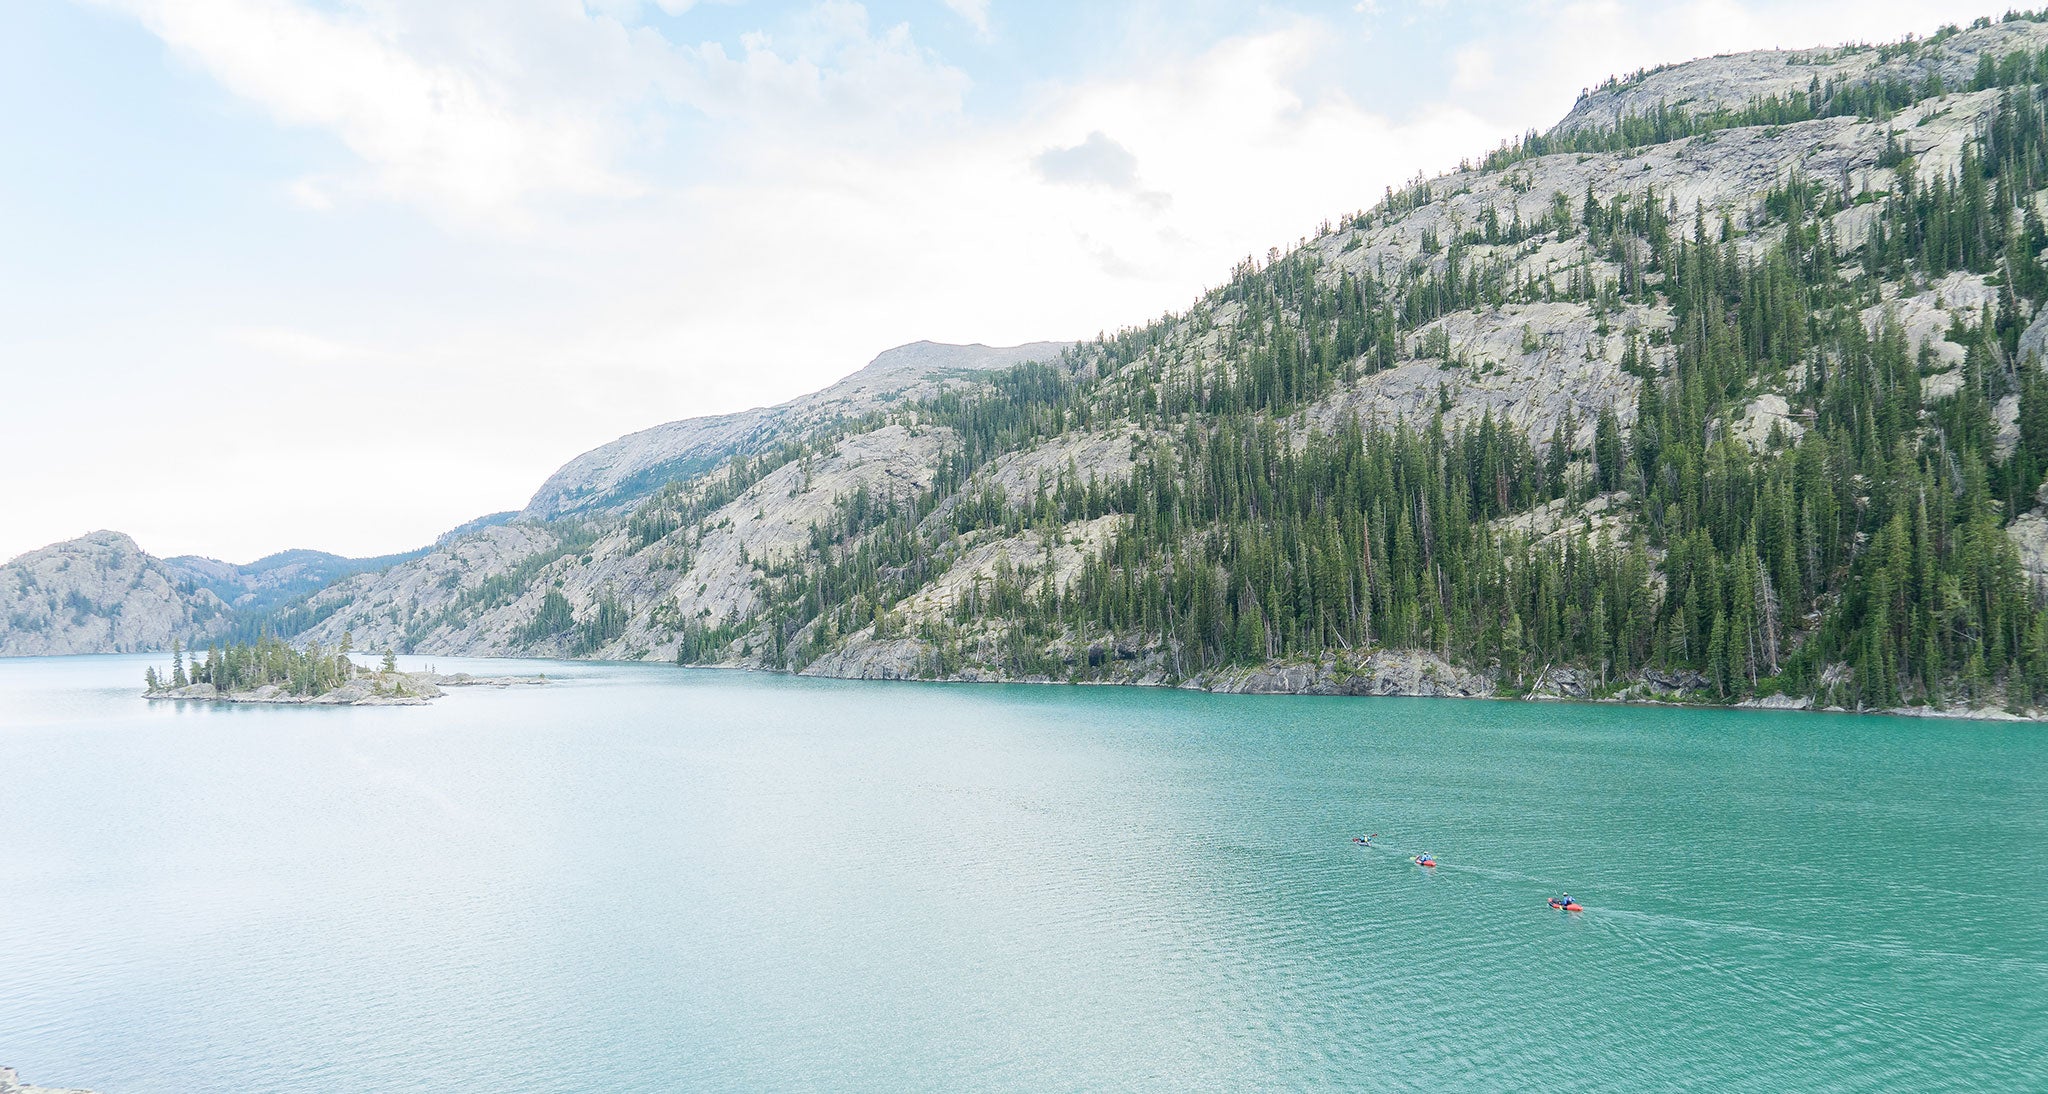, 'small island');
144,635,544,706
